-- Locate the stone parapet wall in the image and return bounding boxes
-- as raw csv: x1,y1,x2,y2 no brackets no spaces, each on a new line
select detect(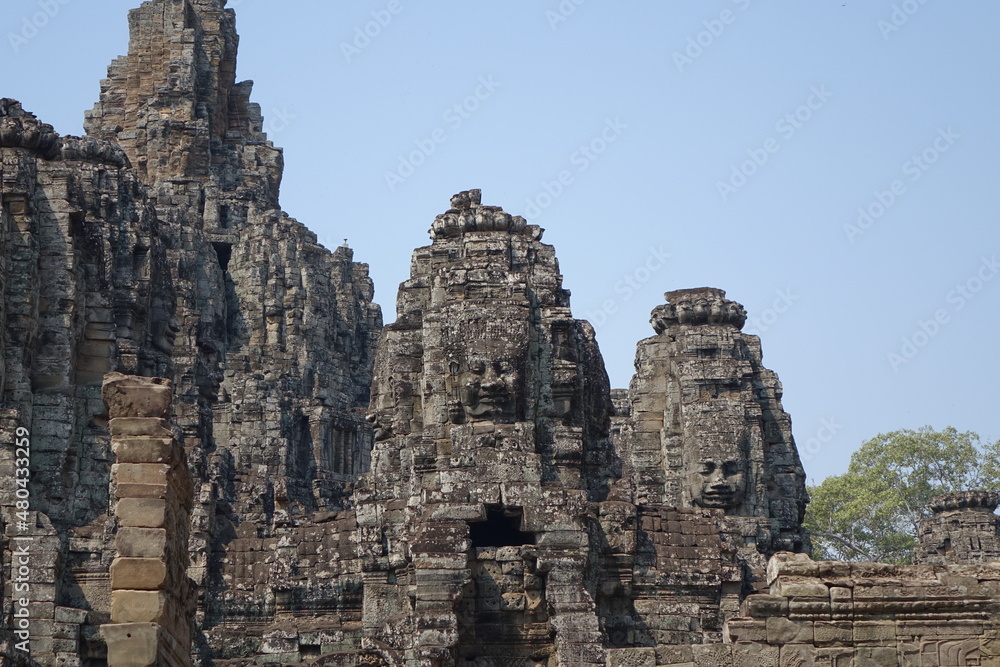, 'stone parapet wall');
716,552,1000,667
